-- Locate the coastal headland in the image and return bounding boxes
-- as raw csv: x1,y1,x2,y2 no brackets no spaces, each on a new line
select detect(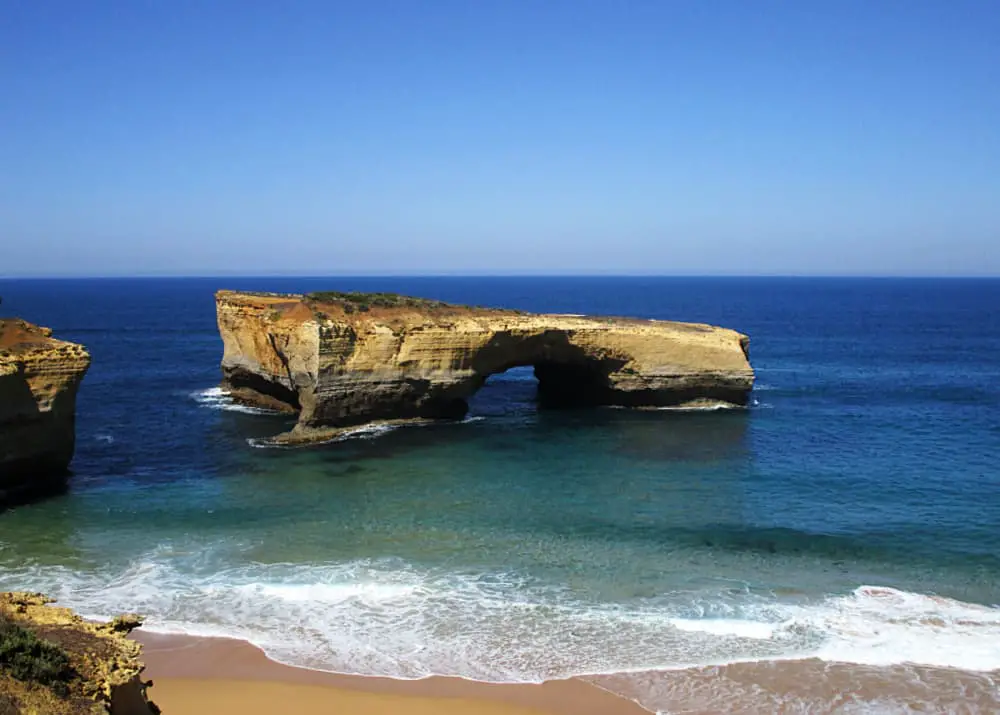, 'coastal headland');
0,319,90,504
215,289,754,444
0,592,156,714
